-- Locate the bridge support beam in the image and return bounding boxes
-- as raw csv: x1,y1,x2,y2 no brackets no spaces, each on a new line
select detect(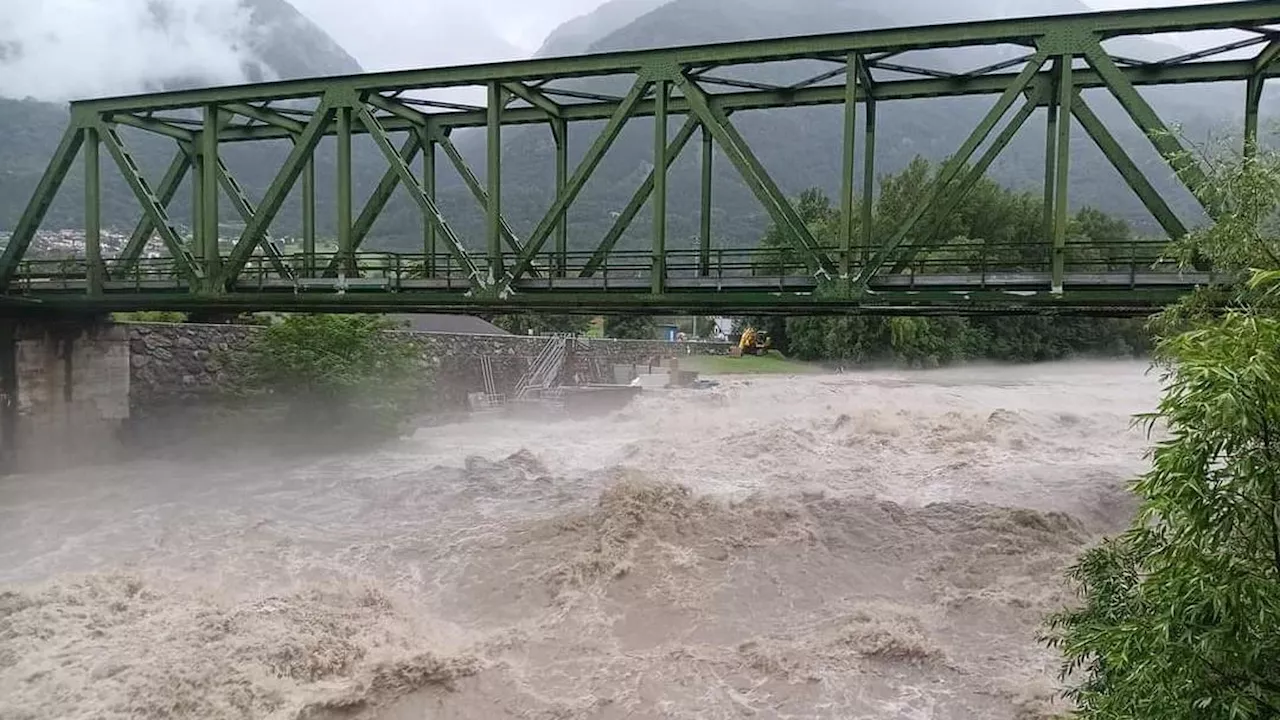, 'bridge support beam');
422,135,436,278
677,73,836,278
840,53,861,278
890,92,1041,275
552,119,569,278
487,82,507,282
1050,56,1074,293
435,131,526,258
856,53,1048,290
861,94,877,265
652,79,669,295
355,109,482,286
1071,96,1186,241
303,158,316,278
337,106,355,276
200,105,223,290
1245,74,1265,159
322,131,423,278
504,76,653,288
1084,42,1209,209
114,151,191,280
83,126,104,296
700,122,713,277
580,117,701,278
